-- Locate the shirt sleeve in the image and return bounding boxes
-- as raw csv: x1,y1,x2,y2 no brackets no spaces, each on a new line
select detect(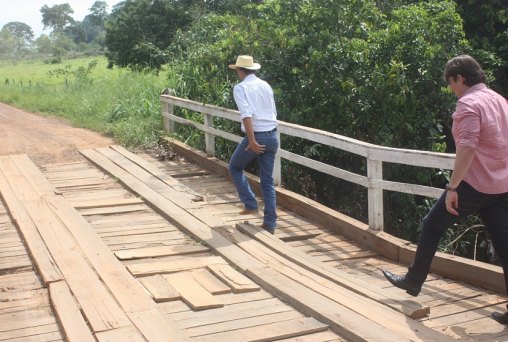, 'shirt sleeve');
453,101,480,148
233,85,253,119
